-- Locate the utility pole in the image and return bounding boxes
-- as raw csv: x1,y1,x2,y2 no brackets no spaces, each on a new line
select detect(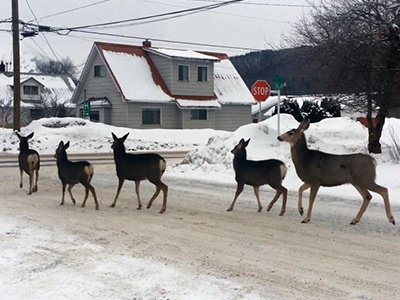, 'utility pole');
12,0,21,131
